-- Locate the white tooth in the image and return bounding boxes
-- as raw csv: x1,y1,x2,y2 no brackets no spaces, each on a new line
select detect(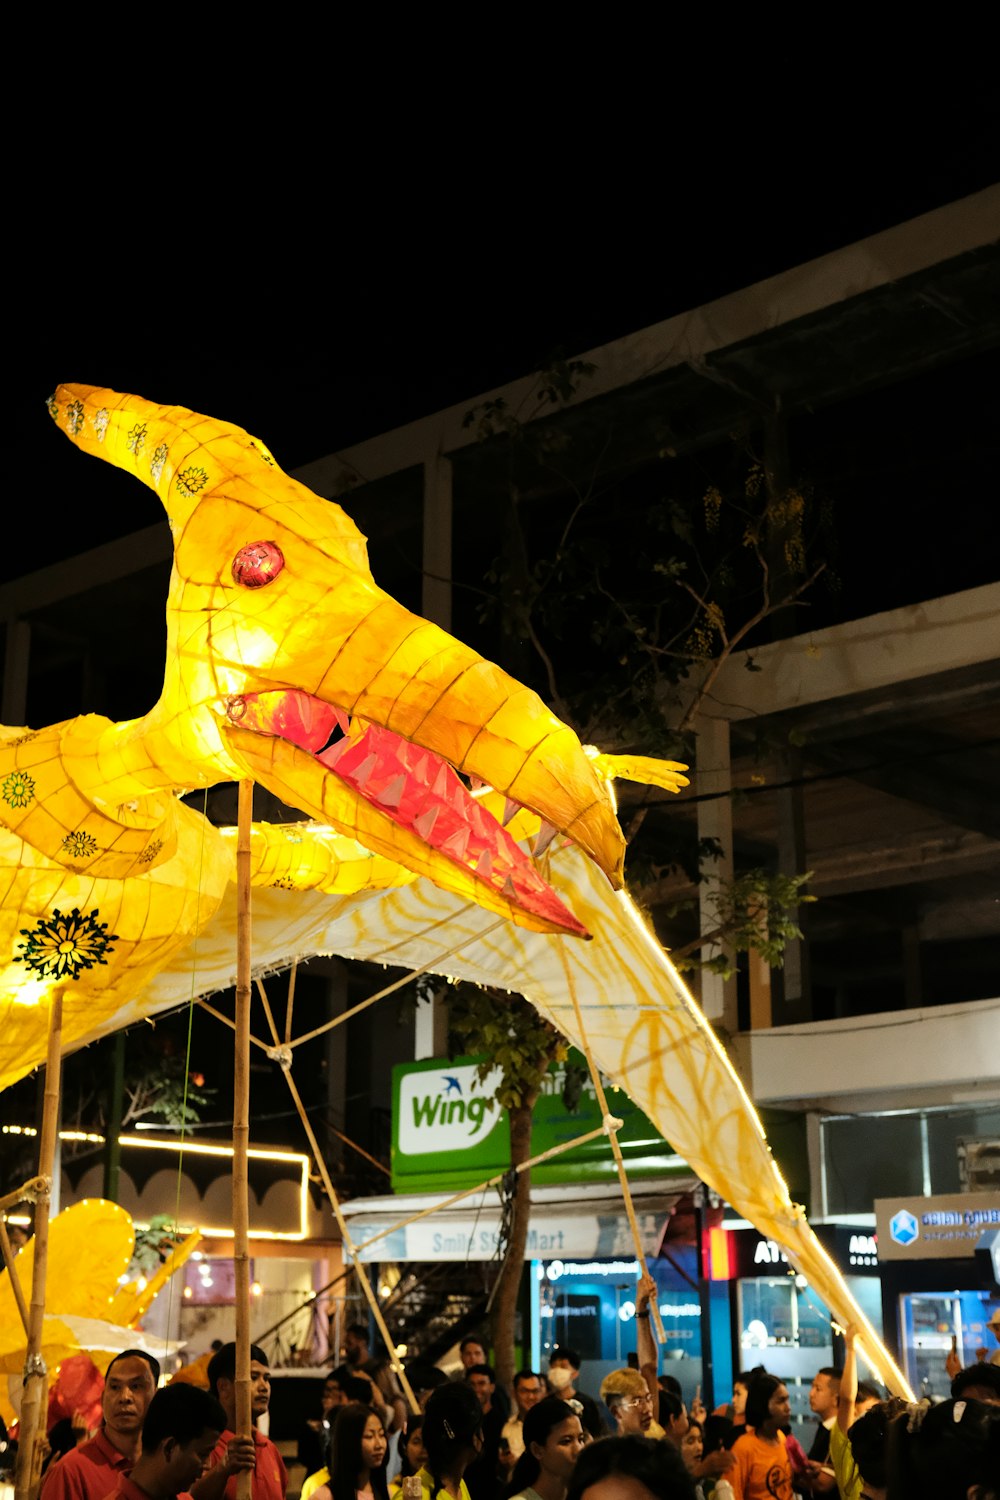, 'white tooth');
502,797,521,826
414,806,439,841
354,754,377,788
533,820,558,857
380,776,405,809
477,850,493,880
